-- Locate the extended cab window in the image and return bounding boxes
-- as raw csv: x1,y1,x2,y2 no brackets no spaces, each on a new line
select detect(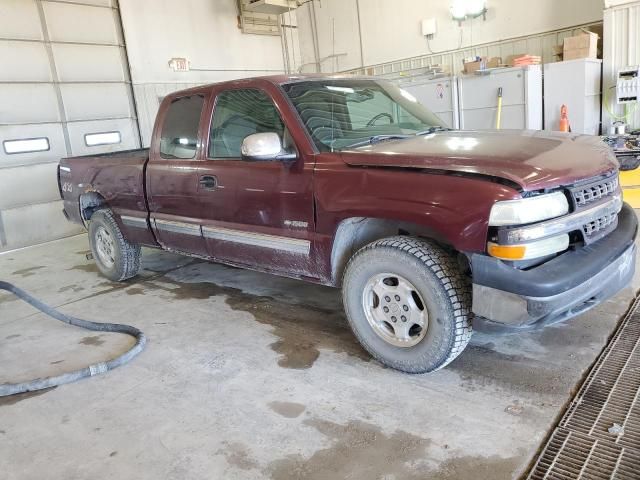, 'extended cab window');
160,95,204,159
209,89,285,158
